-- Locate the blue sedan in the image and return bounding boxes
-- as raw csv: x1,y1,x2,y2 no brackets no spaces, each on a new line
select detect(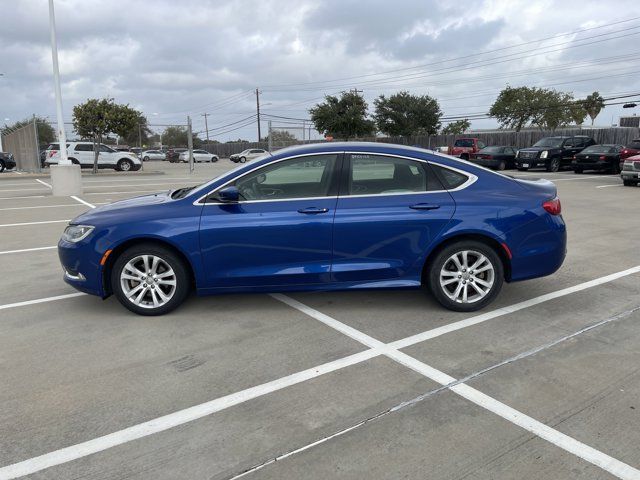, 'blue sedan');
58,142,566,315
